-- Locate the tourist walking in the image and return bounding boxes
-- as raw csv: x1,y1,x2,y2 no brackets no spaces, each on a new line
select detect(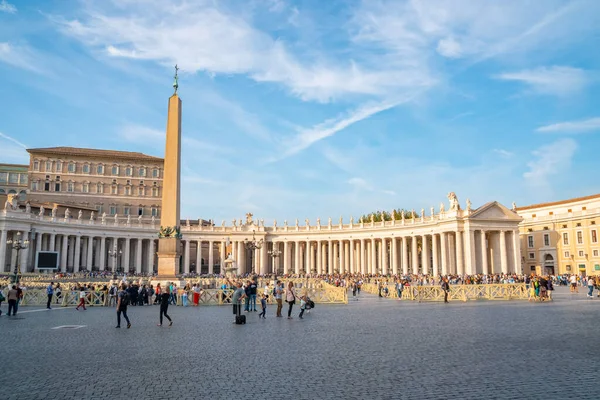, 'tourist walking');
286,281,297,319
55,283,62,305
116,284,131,329
588,276,595,298
46,282,54,309
249,279,258,312
231,281,246,324
76,286,87,310
441,278,450,303
298,295,307,319
158,286,173,327
108,283,117,307
7,285,19,316
275,281,283,317
258,294,267,319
